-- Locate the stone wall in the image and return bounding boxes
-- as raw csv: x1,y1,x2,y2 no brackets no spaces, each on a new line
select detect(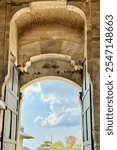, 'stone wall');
0,0,100,150
0,1,6,93
91,1,100,150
